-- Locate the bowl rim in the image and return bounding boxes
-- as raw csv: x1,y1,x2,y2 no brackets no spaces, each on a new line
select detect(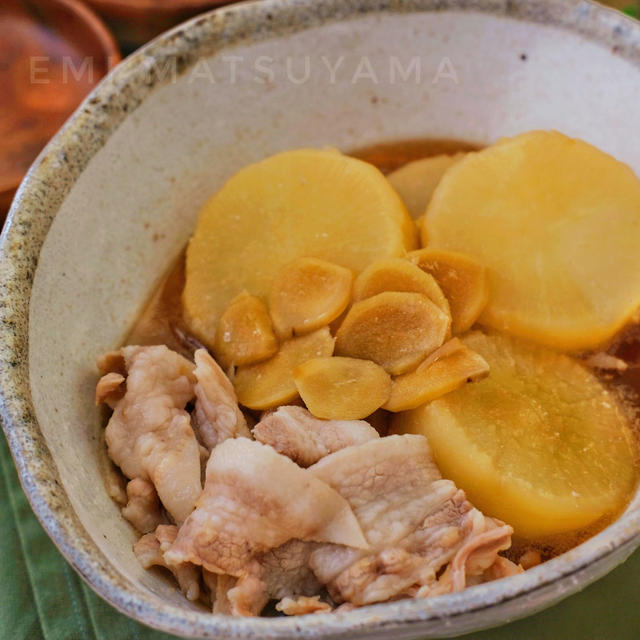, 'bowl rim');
1,0,640,637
